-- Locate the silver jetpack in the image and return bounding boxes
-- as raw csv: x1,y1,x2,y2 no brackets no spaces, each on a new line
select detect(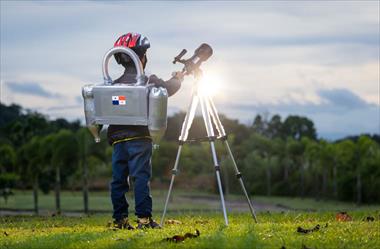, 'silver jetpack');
81,47,168,144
